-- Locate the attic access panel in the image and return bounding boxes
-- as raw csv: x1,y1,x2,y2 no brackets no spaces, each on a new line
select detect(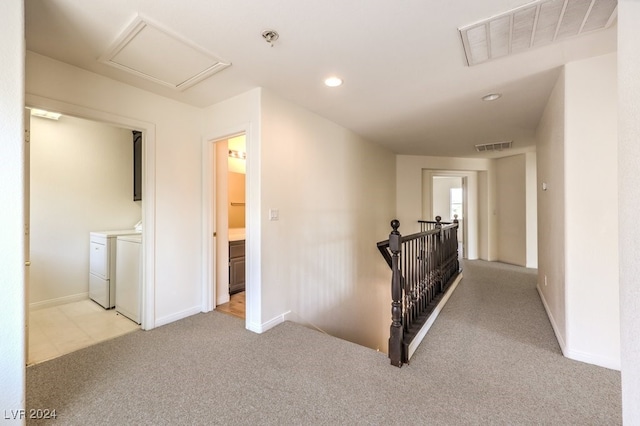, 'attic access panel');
459,0,618,66
100,16,231,91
